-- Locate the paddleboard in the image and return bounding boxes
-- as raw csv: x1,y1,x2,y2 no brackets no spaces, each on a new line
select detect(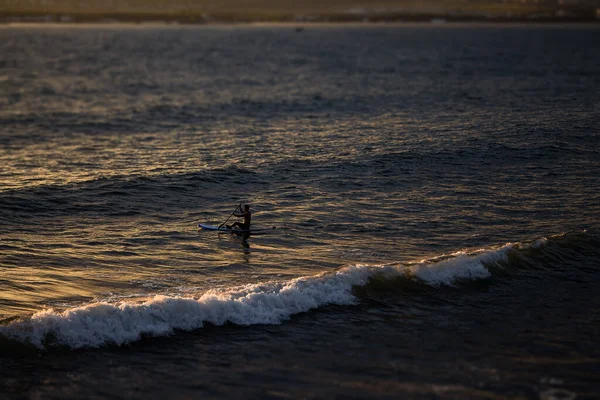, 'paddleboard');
198,223,276,234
